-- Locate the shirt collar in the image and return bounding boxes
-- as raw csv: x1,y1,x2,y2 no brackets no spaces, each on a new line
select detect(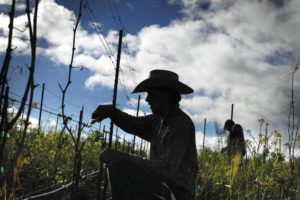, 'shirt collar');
160,105,180,124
